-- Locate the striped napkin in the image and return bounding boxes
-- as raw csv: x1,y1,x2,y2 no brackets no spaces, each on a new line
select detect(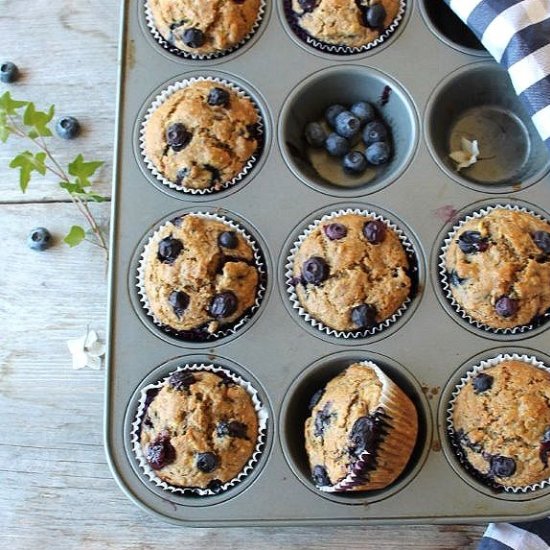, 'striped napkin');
478,520,550,549
445,0,550,152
